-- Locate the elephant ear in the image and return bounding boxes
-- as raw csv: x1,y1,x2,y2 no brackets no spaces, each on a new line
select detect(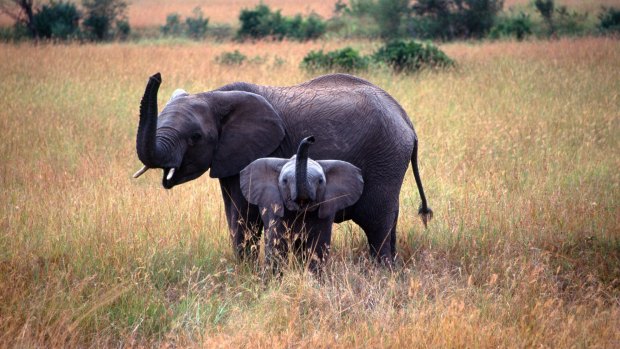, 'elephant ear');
316,160,364,219
240,158,288,217
207,91,285,178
